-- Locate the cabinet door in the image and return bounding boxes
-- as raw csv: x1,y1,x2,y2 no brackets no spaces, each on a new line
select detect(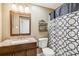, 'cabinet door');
27,48,37,56
13,50,27,56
